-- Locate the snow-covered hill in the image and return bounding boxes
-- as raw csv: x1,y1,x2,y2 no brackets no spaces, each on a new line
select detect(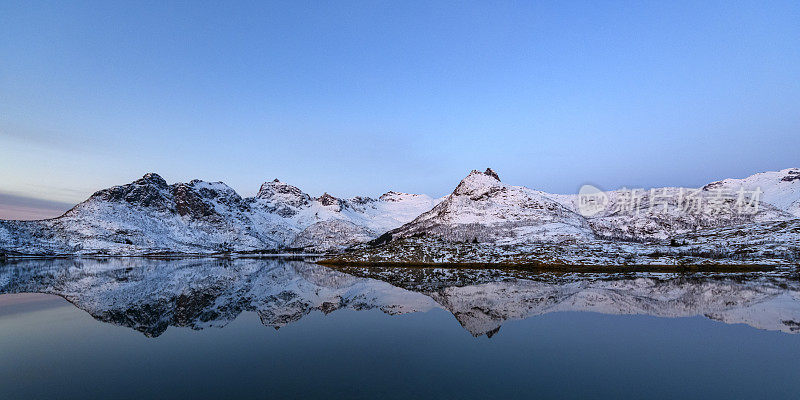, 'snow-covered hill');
547,167,800,240
0,173,439,255
701,168,800,218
